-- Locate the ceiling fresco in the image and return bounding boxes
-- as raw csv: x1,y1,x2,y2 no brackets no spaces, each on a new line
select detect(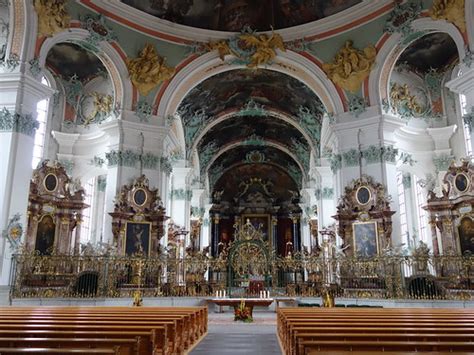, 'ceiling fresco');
46,43,106,82
197,115,307,152
208,145,303,188
397,33,458,73
196,115,311,174
178,69,324,152
178,69,324,120
122,0,361,32
213,164,299,205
